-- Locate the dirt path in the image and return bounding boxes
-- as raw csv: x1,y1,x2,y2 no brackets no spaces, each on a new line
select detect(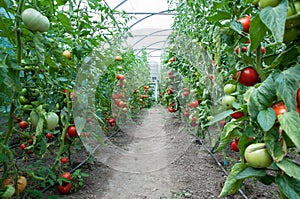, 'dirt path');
47,105,277,199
